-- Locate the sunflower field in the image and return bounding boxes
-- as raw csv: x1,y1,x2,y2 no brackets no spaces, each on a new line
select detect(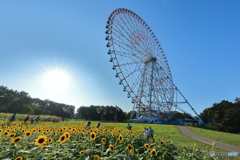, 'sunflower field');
0,120,219,160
